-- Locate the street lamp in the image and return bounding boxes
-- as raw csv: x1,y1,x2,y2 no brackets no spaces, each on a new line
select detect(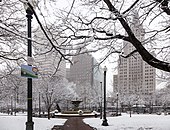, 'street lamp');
116,92,118,116
11,95,13,115
23,1,35,130
100,82,102,119
102,66,108,126
39,92,41,117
